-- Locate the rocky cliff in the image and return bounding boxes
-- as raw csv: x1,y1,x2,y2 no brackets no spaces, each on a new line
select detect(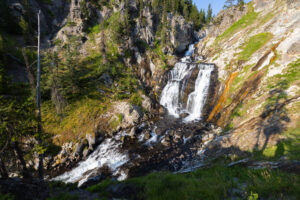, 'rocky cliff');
196,0,300,157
